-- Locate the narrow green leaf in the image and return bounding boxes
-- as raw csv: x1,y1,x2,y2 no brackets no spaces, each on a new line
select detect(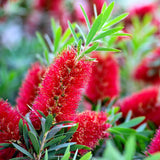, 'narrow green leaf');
104,13,128,28
93,27,123,41
77,39,82,56
45,114,53,133
118,117,145,128
44,136,66,148
61,145,70,160
23,124,29,149
10,157,29,160
36,32,49,52
113,32,132,37
44,149,48,160
124,136,136,160
144,153,160,160
101,2,115,27
28,131,40,154
101,2,107,13
54,27,62,52
19,119,23,135
44,49,50,65
93,4,97,18
80,5,91,30
37,110,46,118
76,24,86,43
86,14,102,46
73,149,78,160
68,21,79,44
108,127,136,135
62,23,76,42
80,151,92,160
79,42,98,60
96,47,120,52
51,18,56,38
12,143,33,159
